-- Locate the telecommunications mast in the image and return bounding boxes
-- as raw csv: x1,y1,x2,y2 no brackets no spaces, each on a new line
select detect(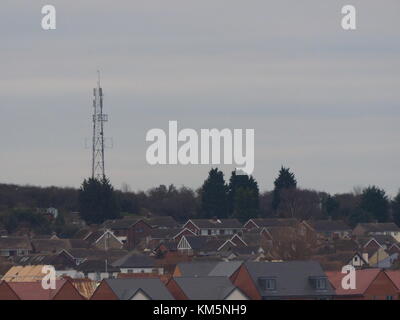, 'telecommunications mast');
91,71,108,180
